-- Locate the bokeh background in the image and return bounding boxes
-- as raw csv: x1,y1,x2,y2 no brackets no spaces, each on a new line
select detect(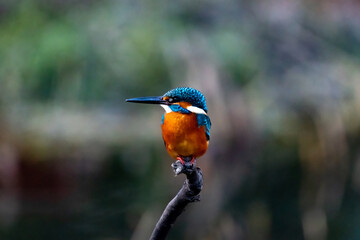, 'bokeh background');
0,0,360,239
